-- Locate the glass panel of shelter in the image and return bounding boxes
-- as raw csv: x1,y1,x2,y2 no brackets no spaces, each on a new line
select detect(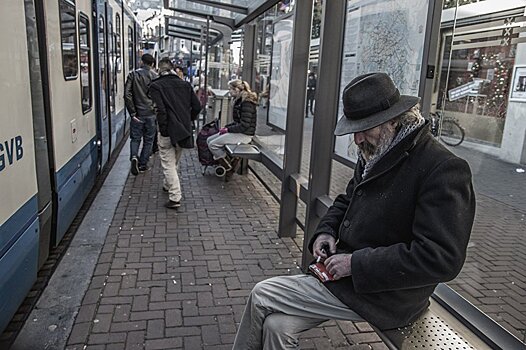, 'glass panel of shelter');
250,1,296,167
322,0,526,342
436,0,526,341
